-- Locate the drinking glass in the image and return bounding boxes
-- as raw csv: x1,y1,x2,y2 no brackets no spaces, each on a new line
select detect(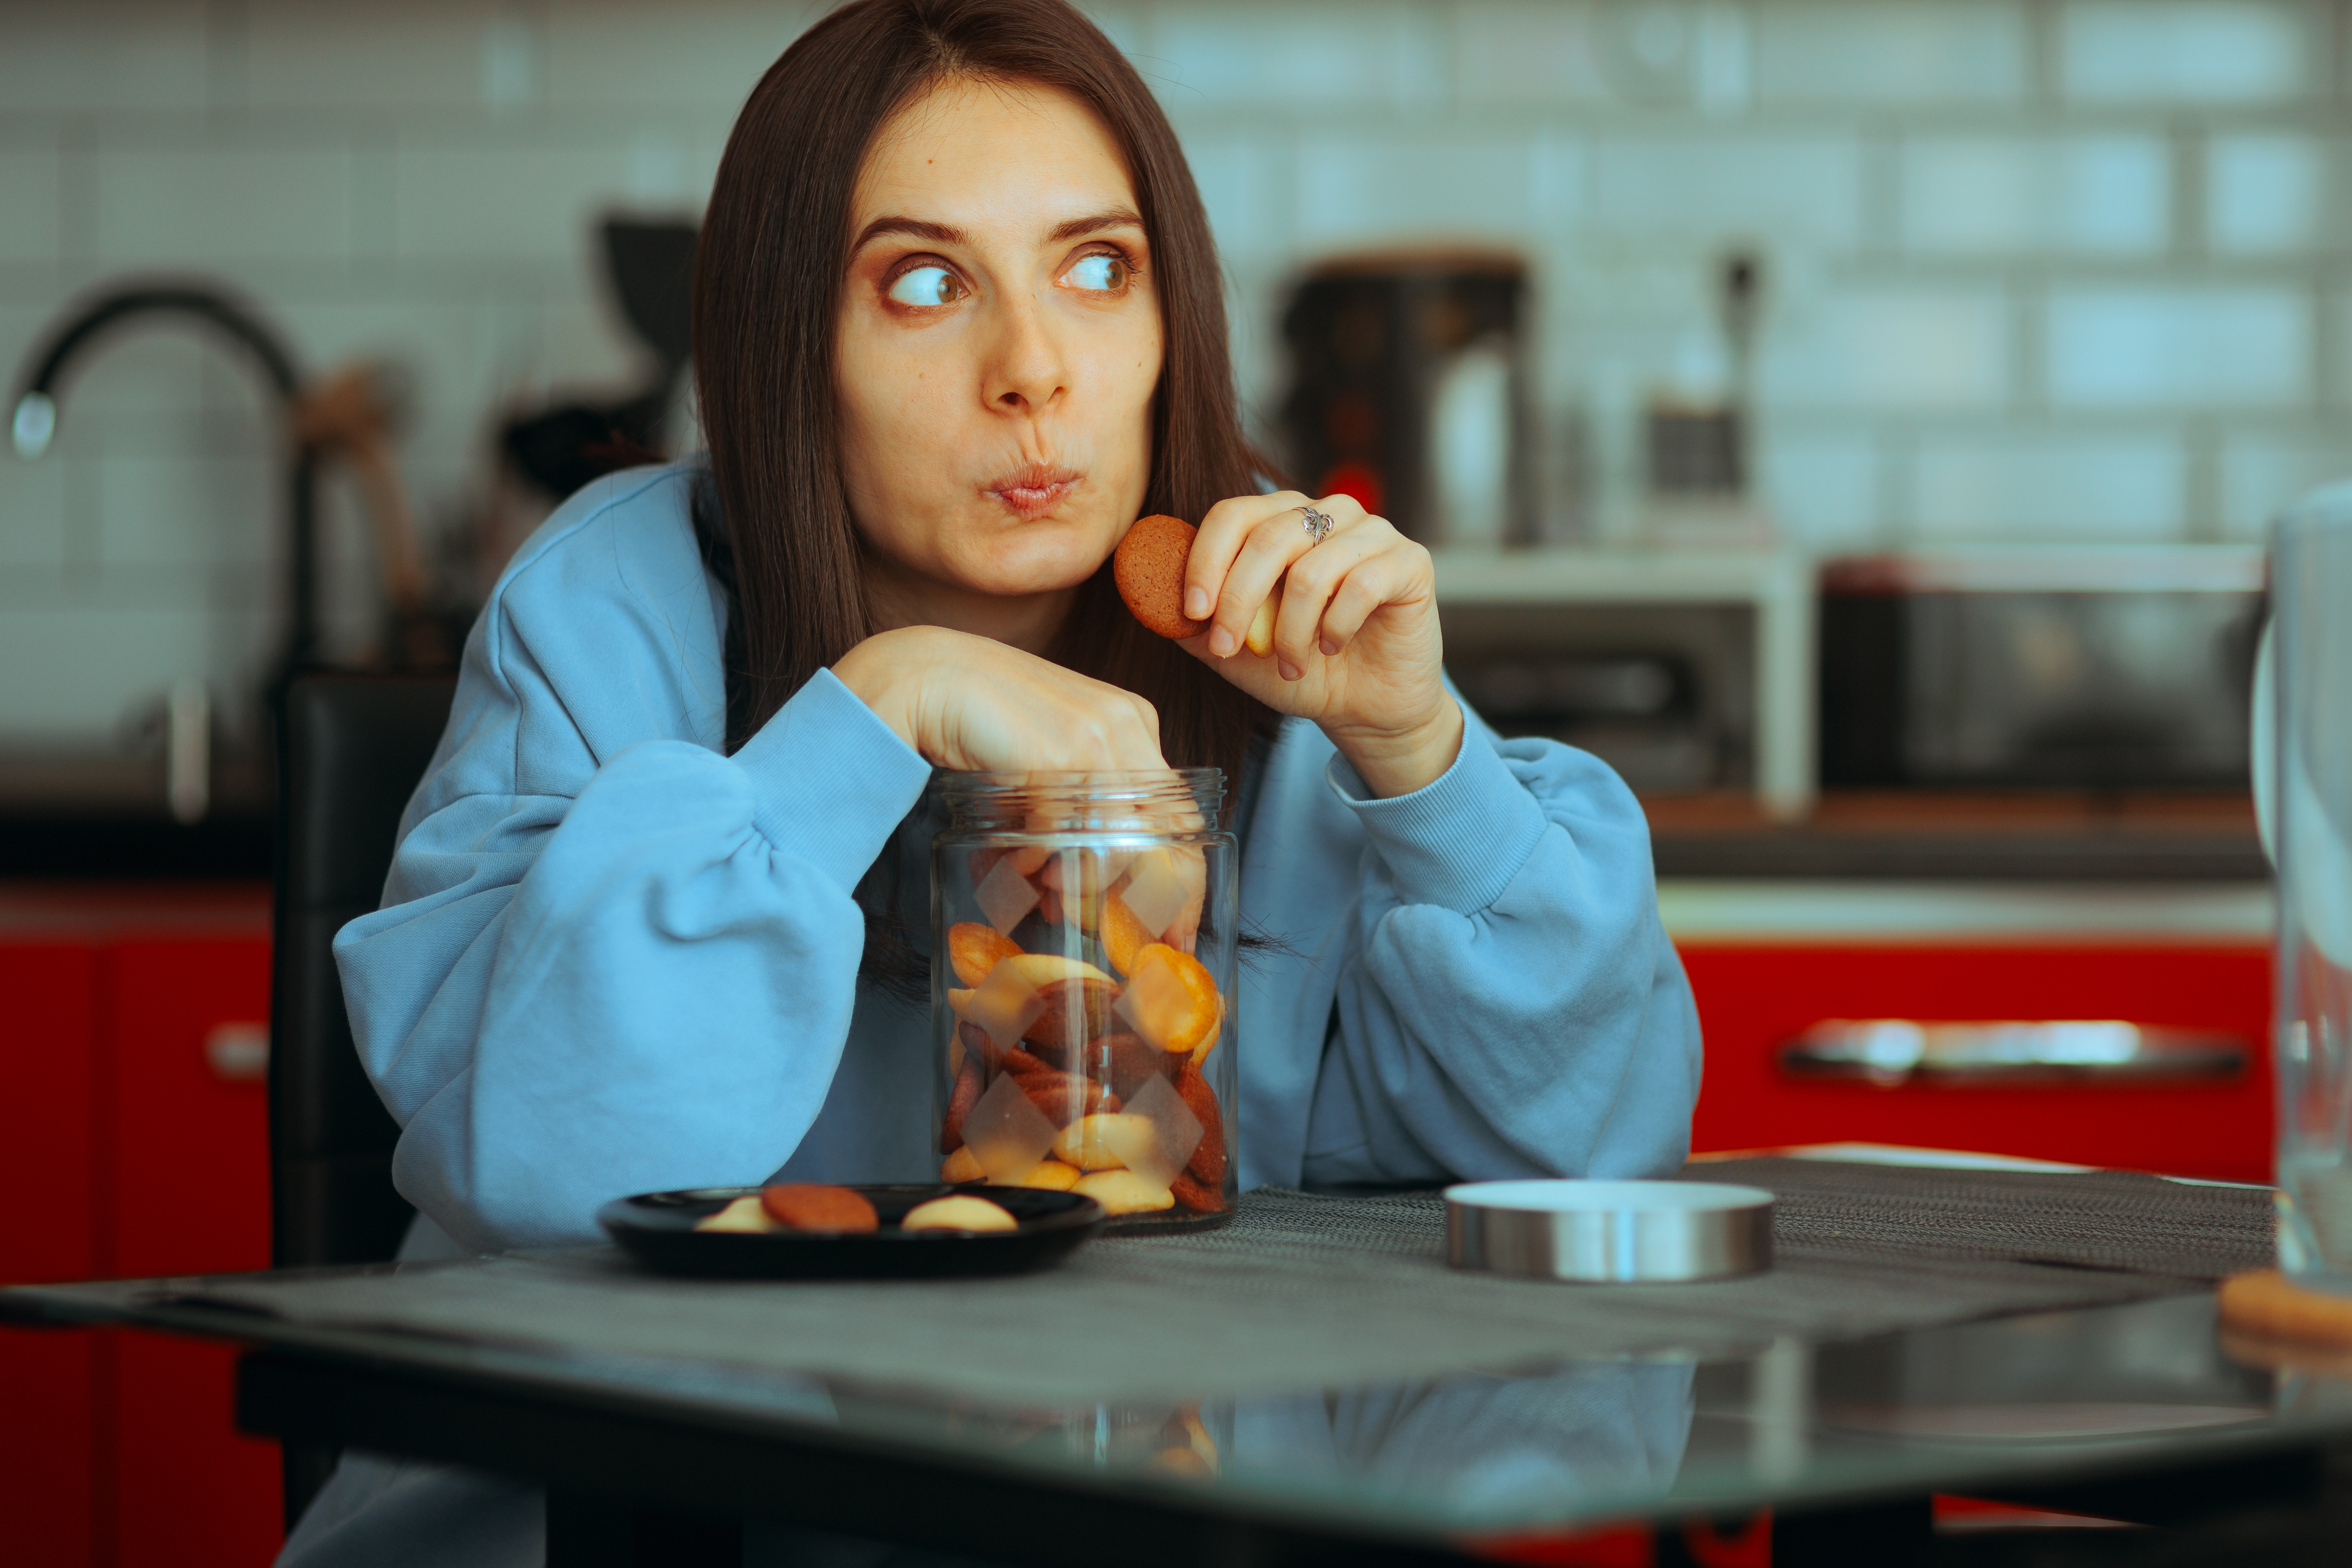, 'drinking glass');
2269,486,2352,1281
